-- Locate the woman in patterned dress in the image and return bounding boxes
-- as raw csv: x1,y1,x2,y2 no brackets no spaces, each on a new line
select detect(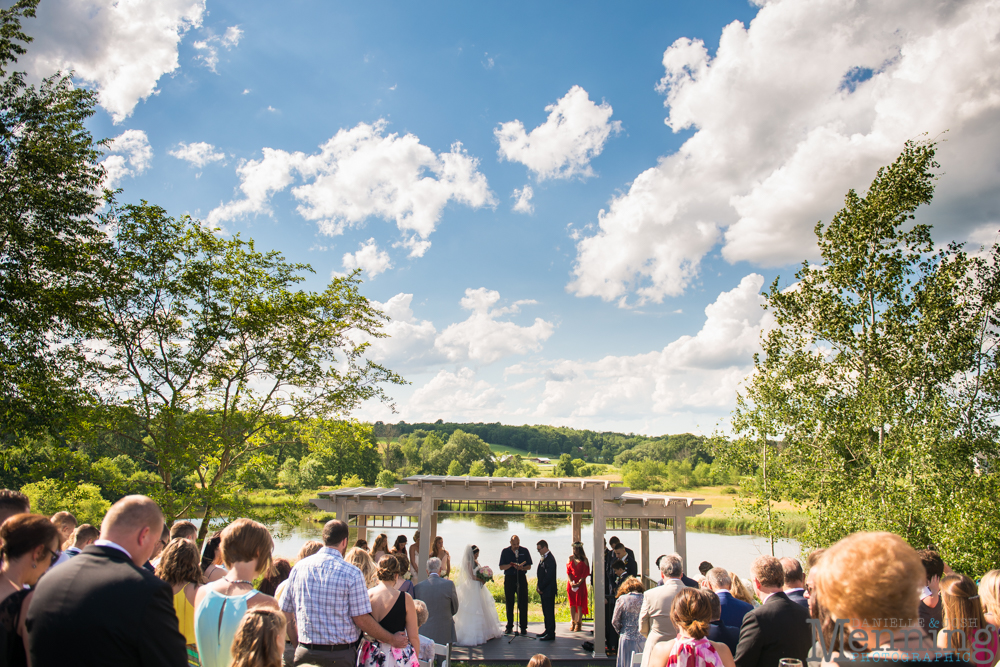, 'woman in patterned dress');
566,542,590,632
647,588,735,667
612,576,647,667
